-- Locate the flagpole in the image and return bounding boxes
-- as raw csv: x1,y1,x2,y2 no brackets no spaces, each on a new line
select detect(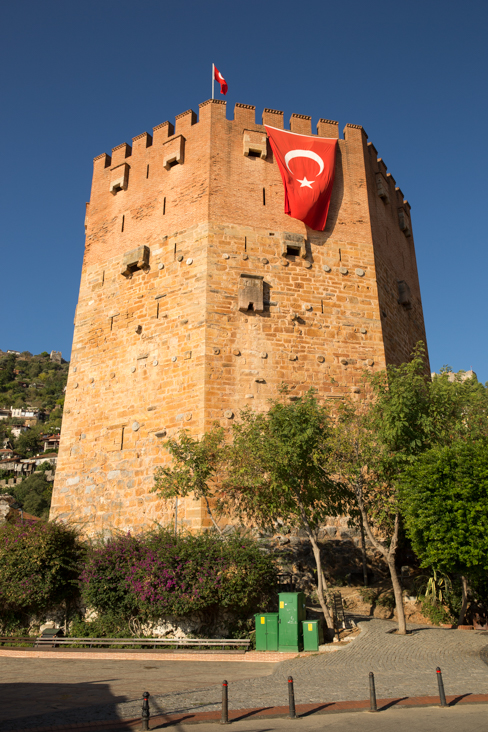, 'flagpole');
212,63,214,100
